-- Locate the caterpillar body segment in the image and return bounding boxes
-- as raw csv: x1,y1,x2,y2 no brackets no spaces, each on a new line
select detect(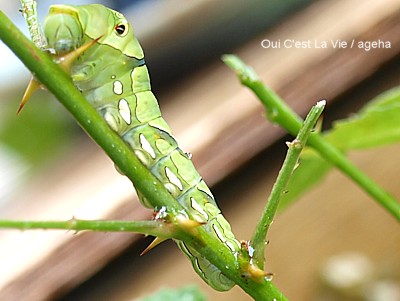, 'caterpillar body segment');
37,4,242,291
